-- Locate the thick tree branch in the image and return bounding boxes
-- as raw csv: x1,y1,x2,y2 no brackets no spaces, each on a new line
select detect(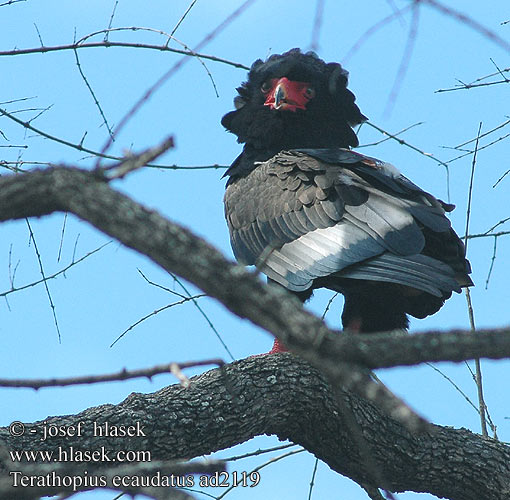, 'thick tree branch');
0,166,509,431
1,356,508,500
0,165,429,431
